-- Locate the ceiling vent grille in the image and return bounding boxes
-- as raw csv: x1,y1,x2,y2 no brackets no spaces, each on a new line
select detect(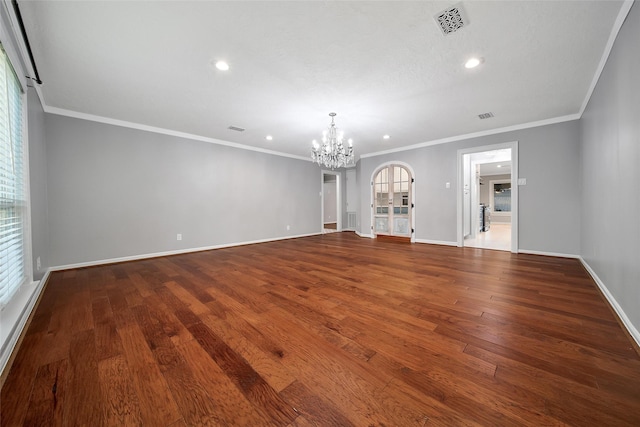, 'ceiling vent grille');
434,4,468,36
478,112,494,120
227,126,245,132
